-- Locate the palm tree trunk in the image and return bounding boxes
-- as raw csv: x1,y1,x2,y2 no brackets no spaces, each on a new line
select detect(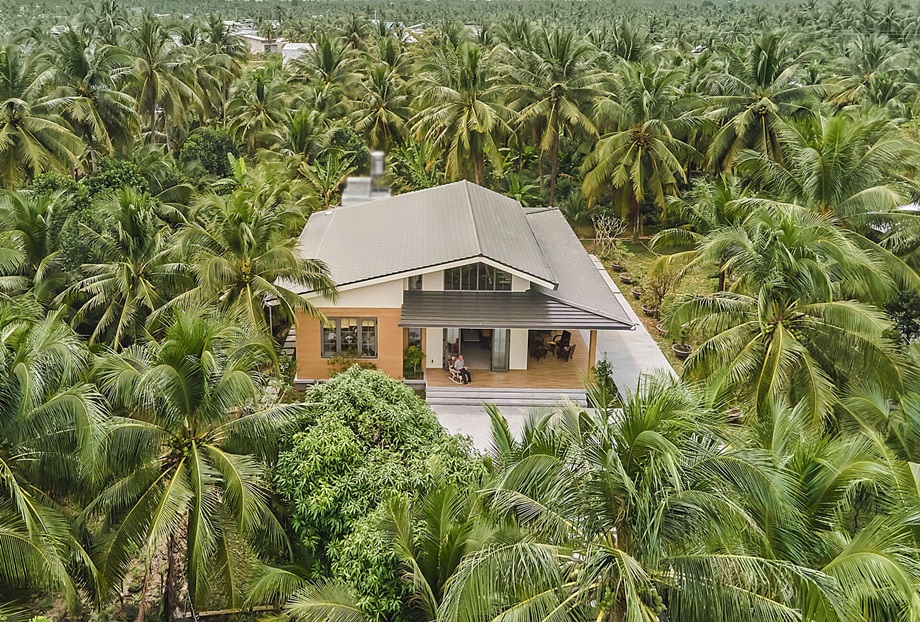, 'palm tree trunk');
549,129,559,206
164,531,177,622
473,152,484,185
138,565,152,622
